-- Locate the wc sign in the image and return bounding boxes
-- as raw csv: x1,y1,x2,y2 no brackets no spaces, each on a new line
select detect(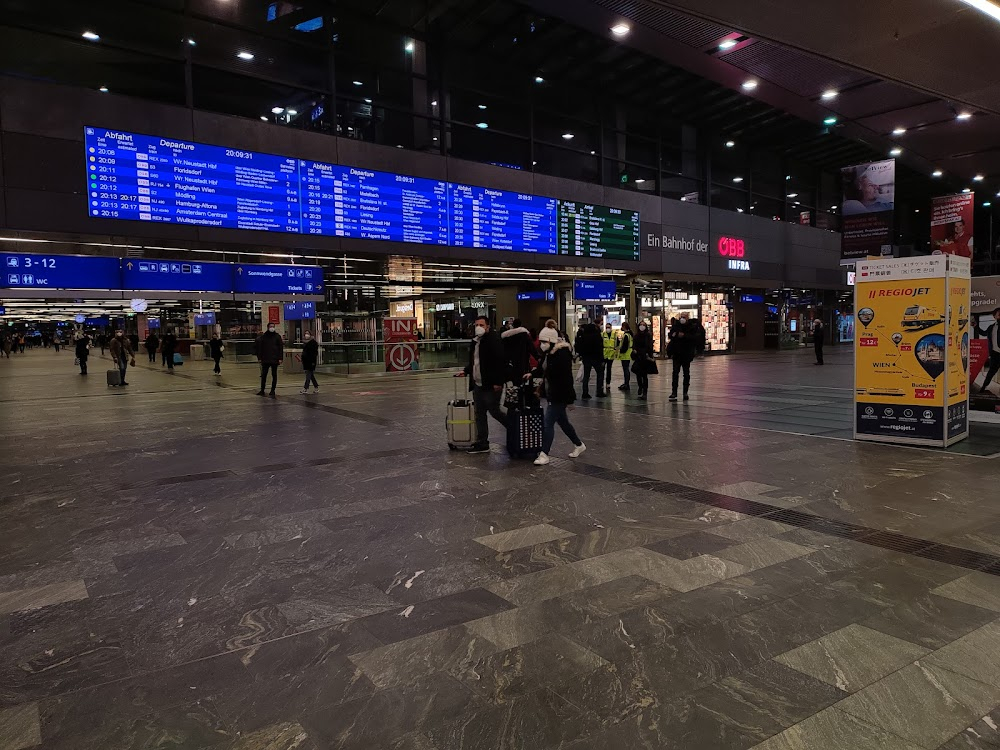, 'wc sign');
719,236,750,272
